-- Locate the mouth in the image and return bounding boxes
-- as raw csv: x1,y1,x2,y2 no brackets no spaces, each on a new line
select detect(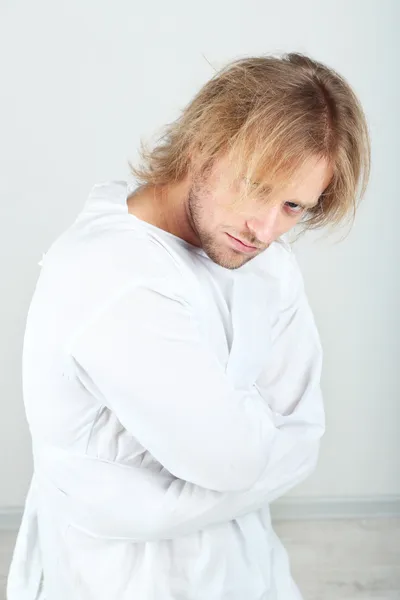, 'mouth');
225,233,259,253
